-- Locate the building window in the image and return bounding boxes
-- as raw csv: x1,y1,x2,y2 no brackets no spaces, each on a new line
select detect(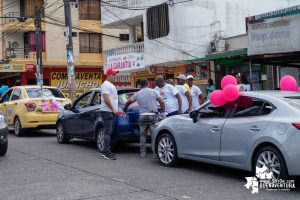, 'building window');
147,3,169,40
24,32,45,52
119,34,129,41
79,0,101,20
79,33,102,53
